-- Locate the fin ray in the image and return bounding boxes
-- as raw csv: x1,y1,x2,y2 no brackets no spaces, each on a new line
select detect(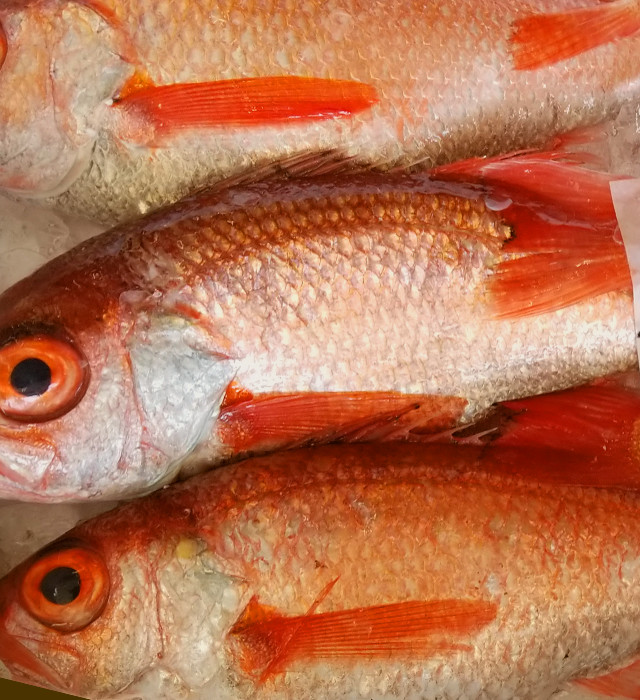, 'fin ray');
112,77,378,145
511,0,640,70
218,391,467,453
229,596,497,681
